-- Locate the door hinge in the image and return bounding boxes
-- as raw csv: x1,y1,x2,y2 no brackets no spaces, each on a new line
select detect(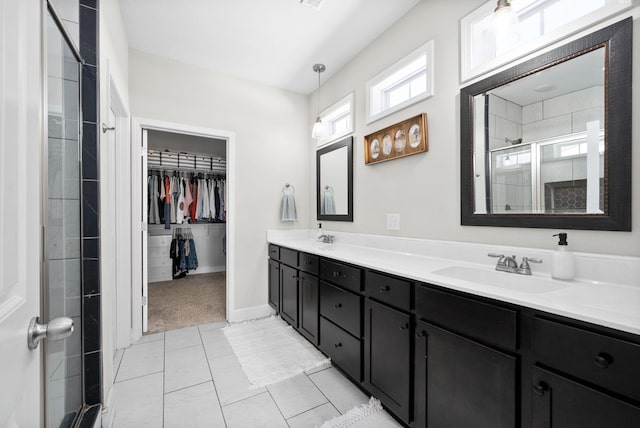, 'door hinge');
141,222,147,232
142,295,148,306
140,146,147,158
